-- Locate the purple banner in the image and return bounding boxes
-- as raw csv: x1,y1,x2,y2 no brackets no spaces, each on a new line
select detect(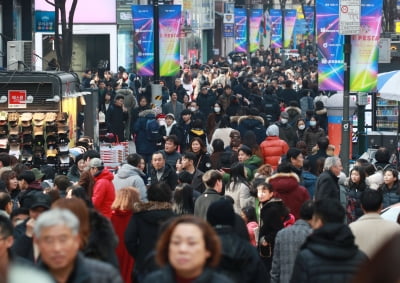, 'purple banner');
316,0,344,91
132,5,154,76
349,0,382,92
249,9,263,53
284,9,297,48
270,9,282,48
234,8,247,52
304,6,315,36
159,5,181,77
